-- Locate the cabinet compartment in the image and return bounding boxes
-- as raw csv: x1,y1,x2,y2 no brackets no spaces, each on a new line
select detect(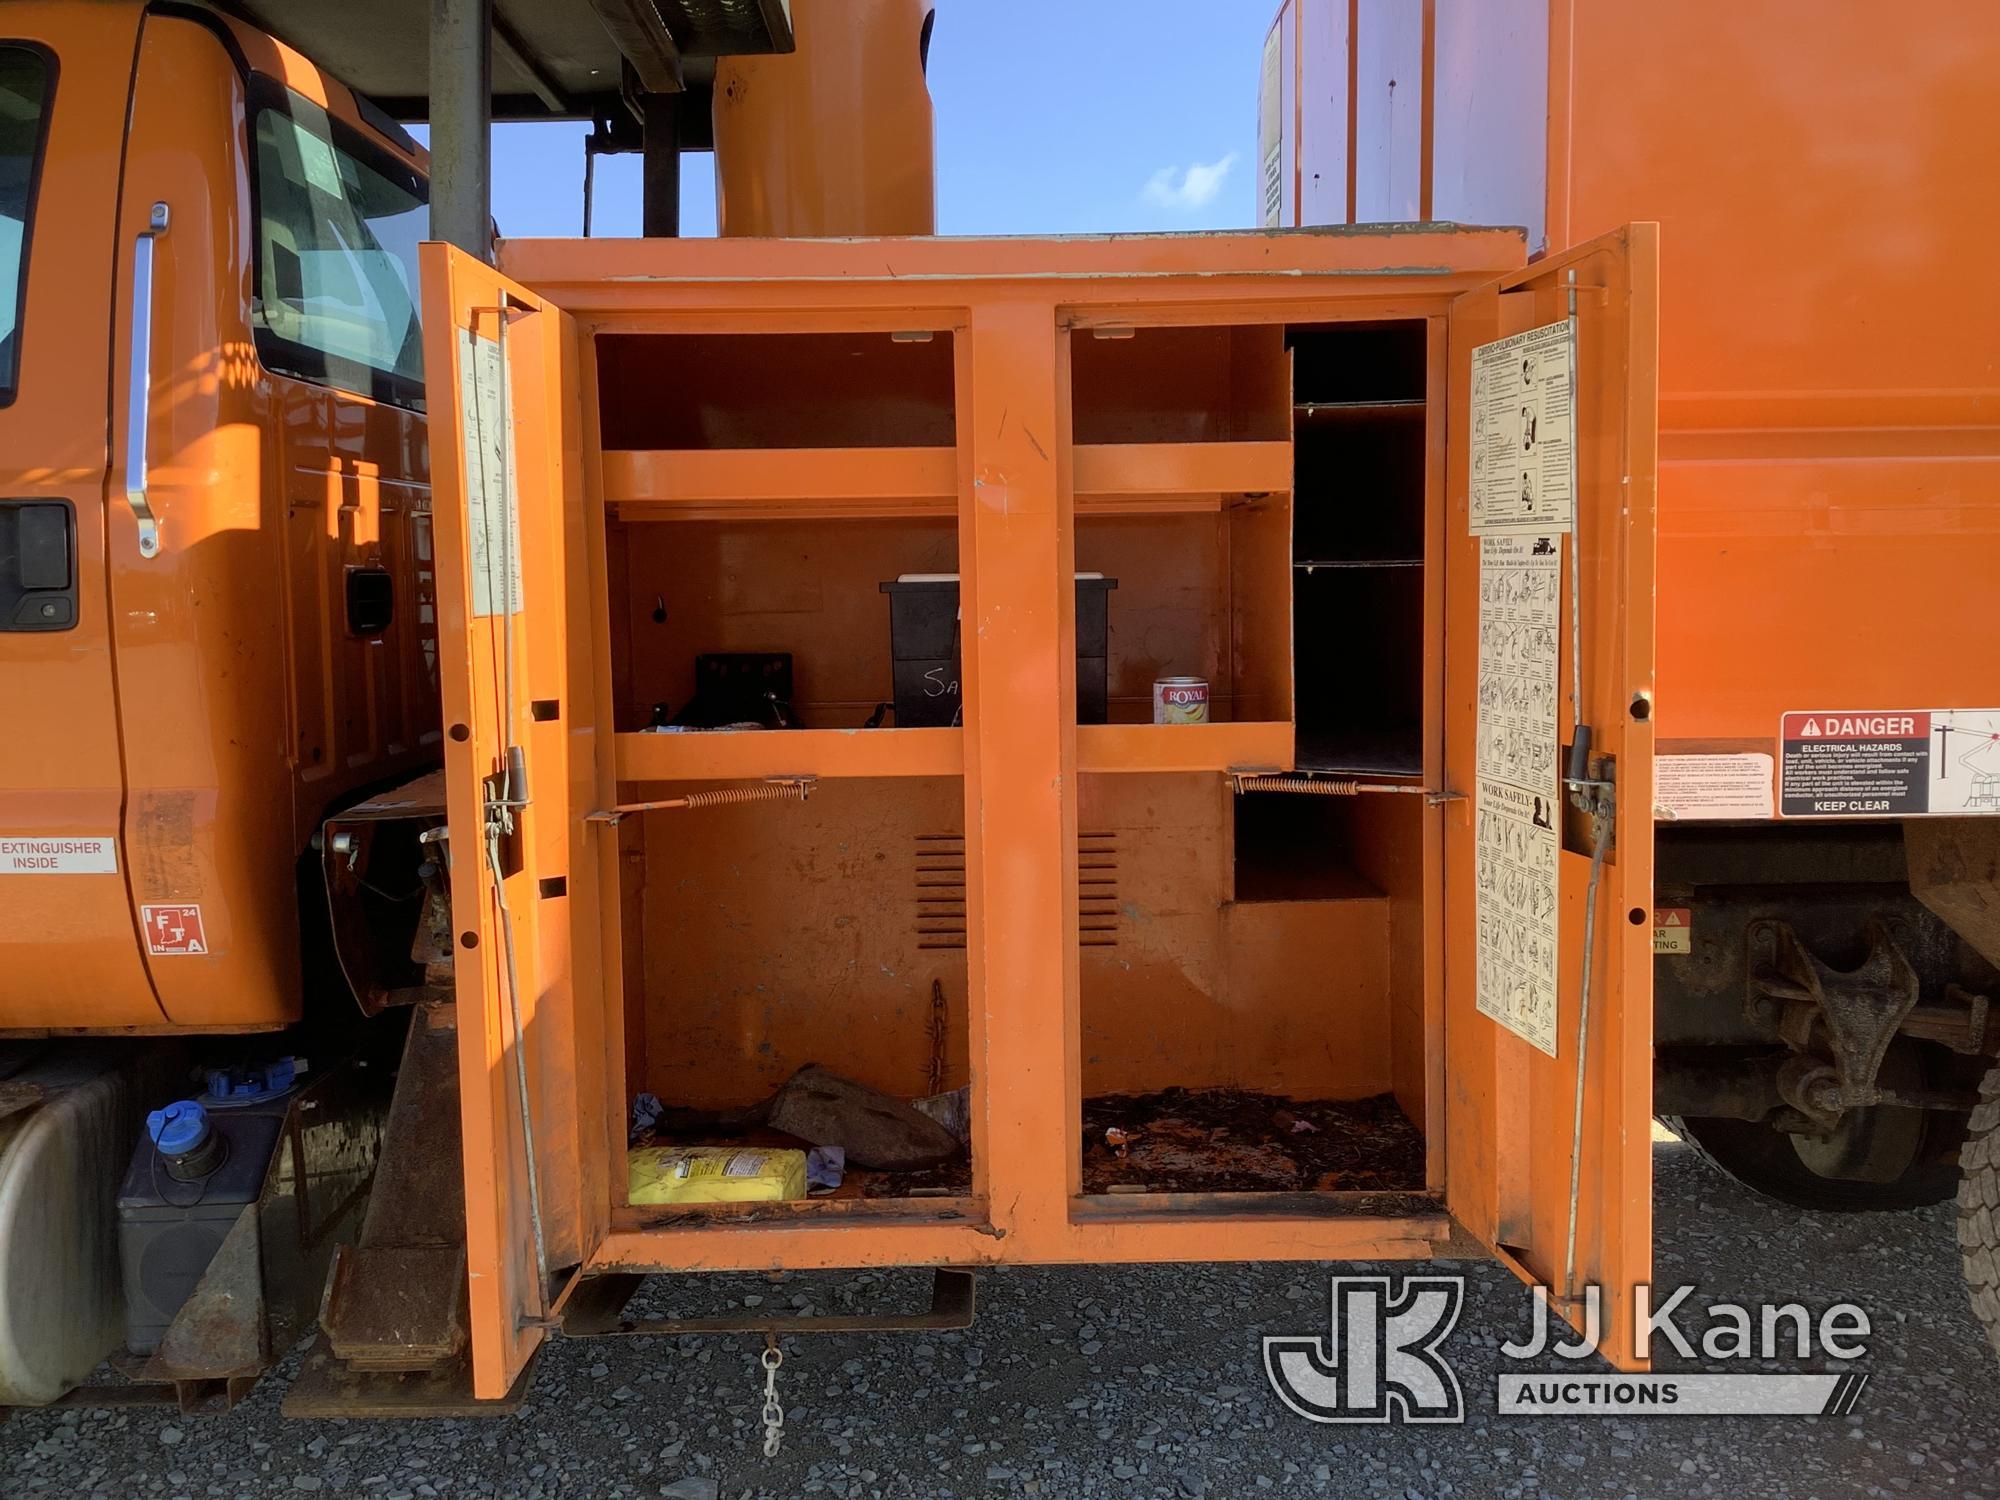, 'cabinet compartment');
613,516,958,732
597,331,956,450
1071,325,1290,444
1287,318,1433,777
618,777,973,1202
1074,773,1431,1197
1074,502,1291,727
